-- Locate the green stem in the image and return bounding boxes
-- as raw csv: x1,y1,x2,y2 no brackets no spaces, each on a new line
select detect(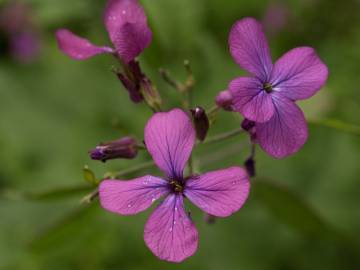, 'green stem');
308,118,360,136
199,127,244,145
107,160,155,179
